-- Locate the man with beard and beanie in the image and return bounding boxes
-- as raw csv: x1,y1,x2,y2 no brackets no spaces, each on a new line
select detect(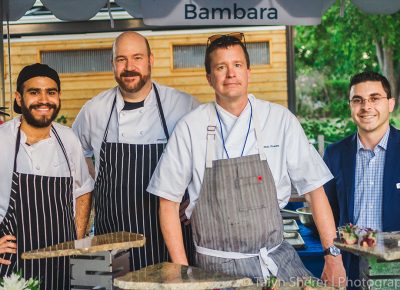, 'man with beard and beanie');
72,31,198,270
0,63,94,289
